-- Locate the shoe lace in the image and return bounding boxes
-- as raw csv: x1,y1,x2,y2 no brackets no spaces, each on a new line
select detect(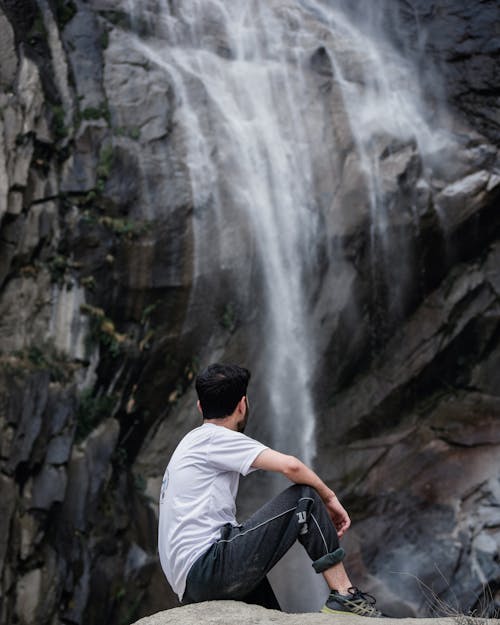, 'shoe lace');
345,587,381,616
347,587,377,604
